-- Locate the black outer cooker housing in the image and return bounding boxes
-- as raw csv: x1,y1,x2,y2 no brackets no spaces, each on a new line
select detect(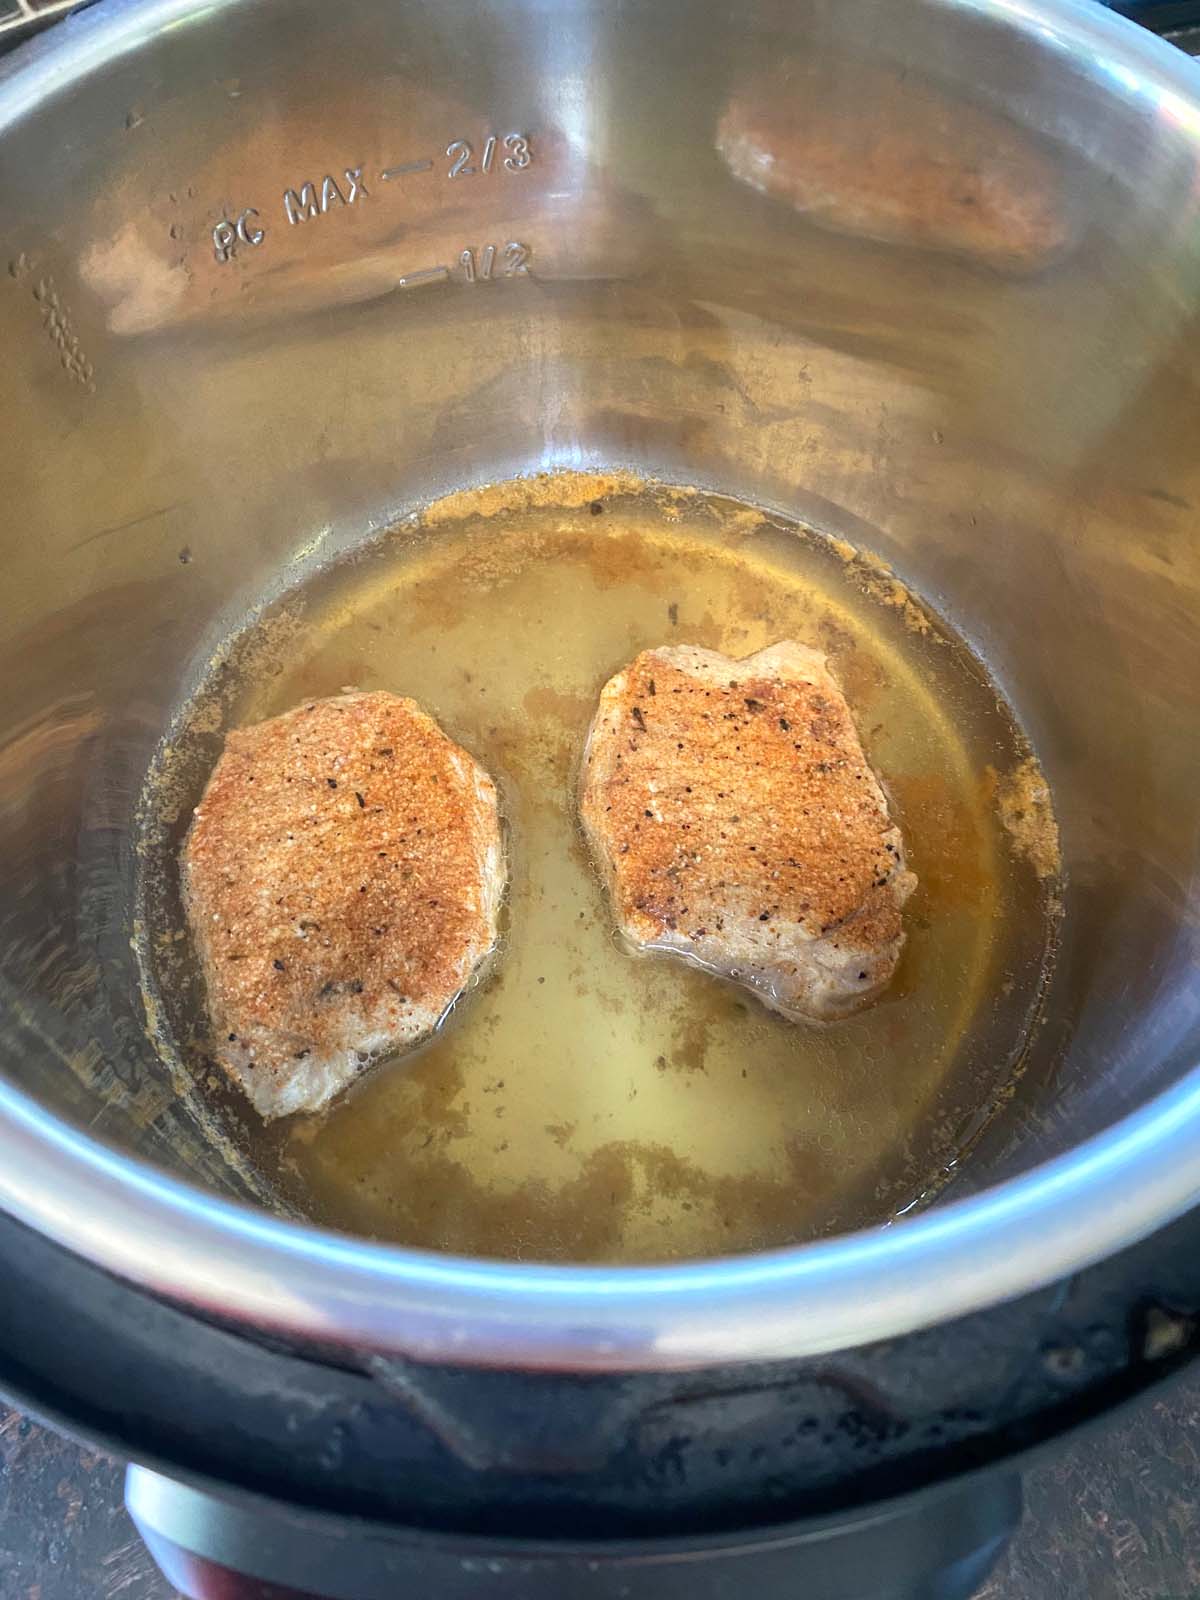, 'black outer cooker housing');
3,1193,1200,1598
